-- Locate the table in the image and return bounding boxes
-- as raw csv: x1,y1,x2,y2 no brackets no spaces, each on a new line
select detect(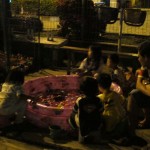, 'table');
13,35,68,68
35,37,68,48
34,37,68,67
